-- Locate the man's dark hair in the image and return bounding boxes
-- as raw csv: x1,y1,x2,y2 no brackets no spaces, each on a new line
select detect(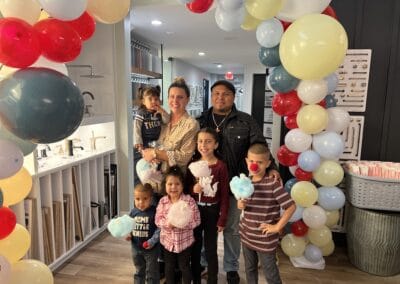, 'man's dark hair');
211,80,236,95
